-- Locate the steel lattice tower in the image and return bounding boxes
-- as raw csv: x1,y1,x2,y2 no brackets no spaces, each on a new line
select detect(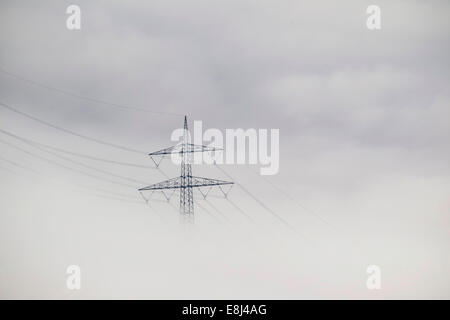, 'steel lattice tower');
139,116,233,223
180,116,194,218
